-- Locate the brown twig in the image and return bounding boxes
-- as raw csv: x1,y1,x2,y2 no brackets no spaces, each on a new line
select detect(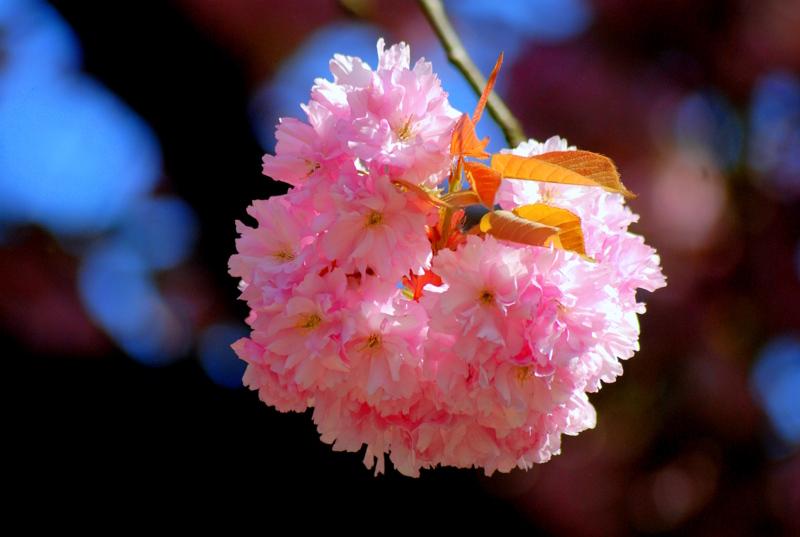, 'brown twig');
416,0,527,148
